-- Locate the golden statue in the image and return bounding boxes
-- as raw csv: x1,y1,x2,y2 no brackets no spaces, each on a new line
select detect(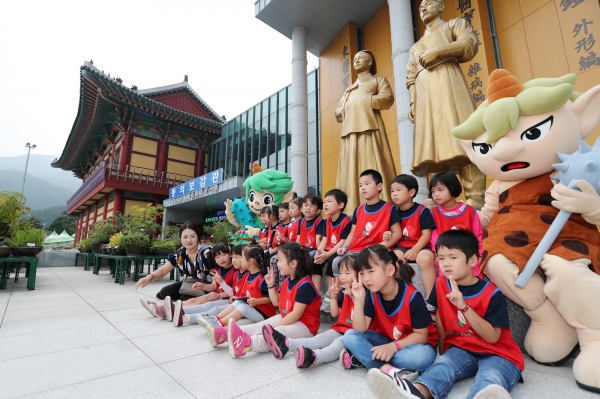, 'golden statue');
407,0,486,206
335,50,397,211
